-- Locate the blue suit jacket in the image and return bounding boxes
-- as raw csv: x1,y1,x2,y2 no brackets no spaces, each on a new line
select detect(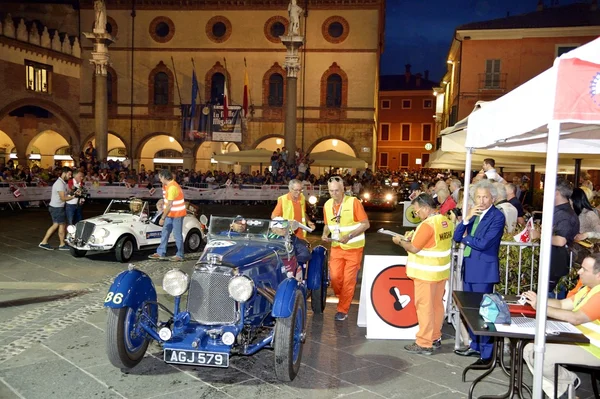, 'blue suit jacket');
453,206,505,284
